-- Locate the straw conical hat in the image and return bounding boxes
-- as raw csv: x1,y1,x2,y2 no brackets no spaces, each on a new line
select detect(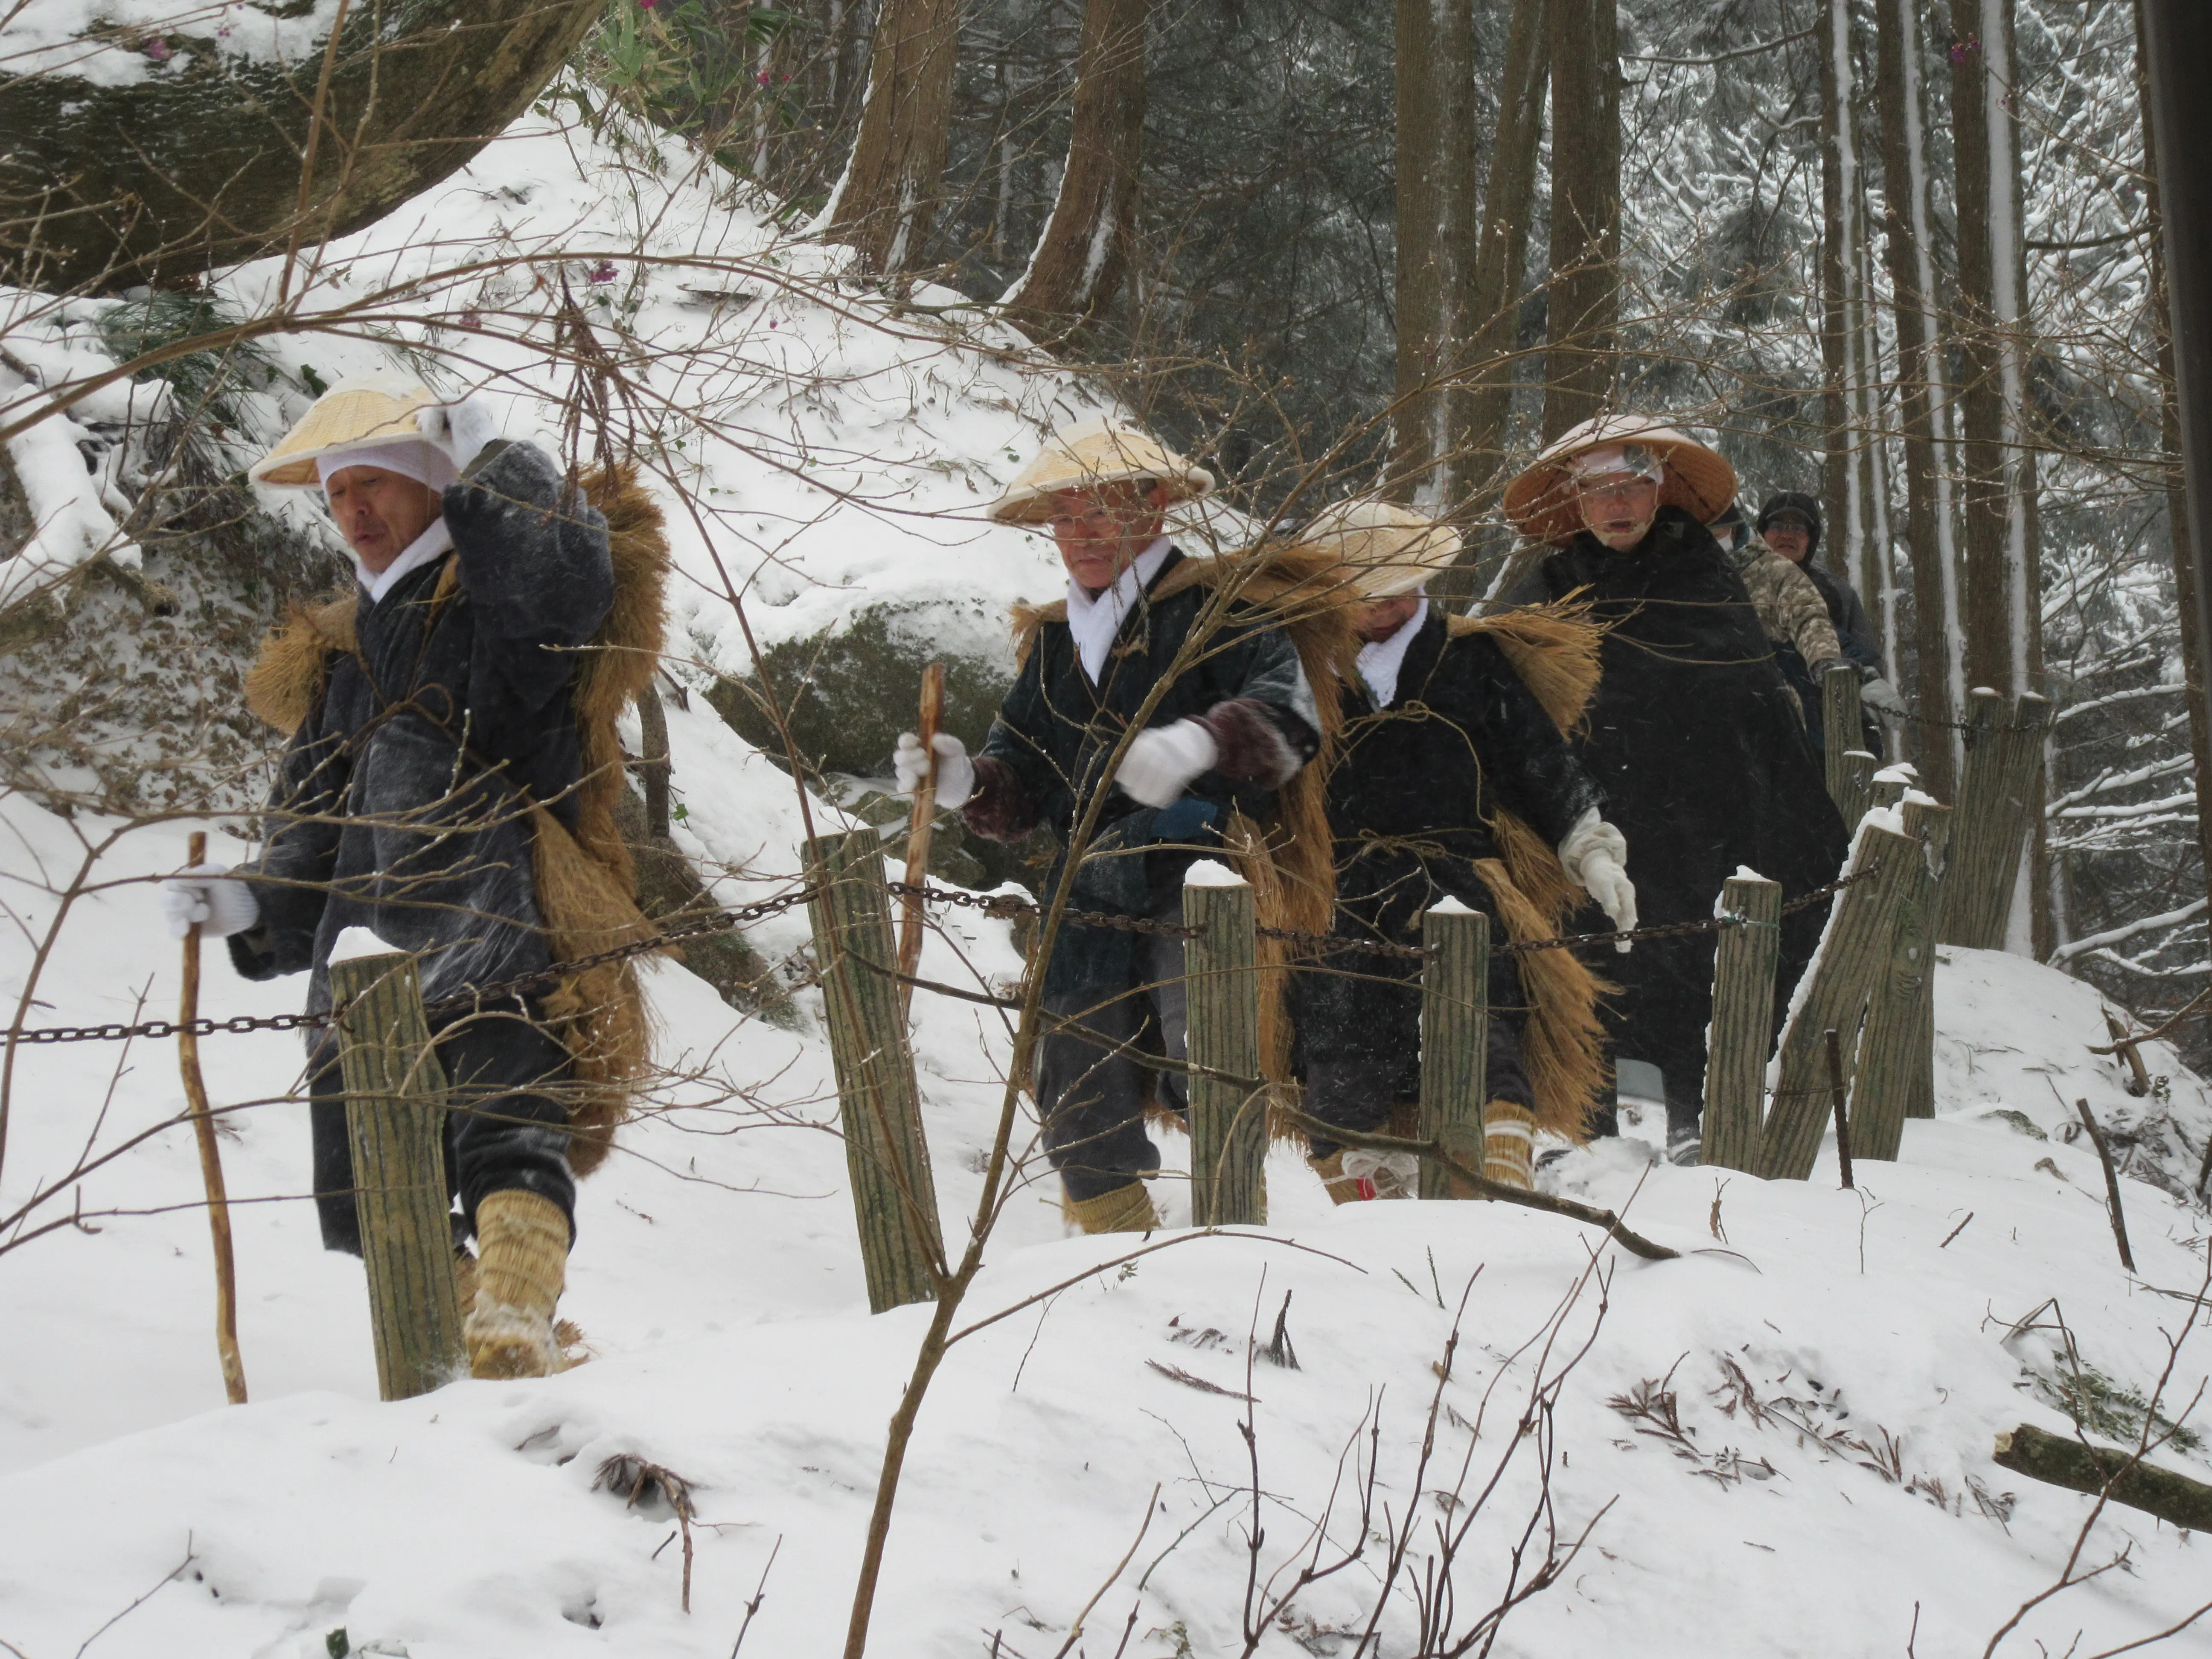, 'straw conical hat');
990,416,1215,525
249,373,441,488
1290,498,1461,599
1502,413,1738,545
